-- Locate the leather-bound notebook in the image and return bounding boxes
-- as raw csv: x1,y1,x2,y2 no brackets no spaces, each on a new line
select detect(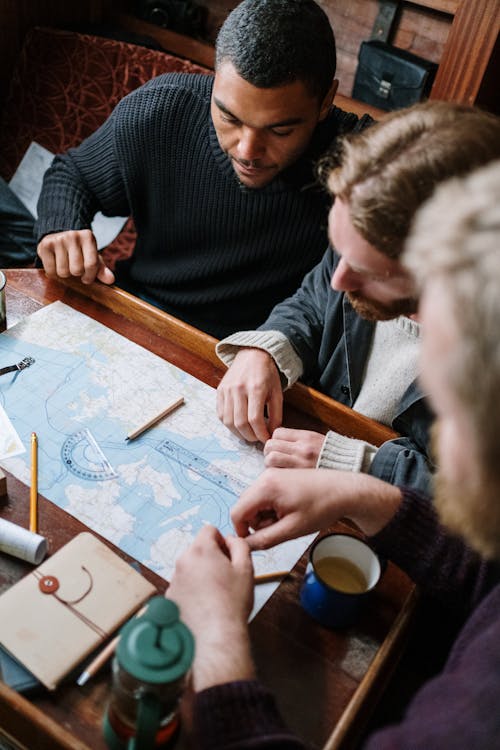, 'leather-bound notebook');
0,532,156,689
